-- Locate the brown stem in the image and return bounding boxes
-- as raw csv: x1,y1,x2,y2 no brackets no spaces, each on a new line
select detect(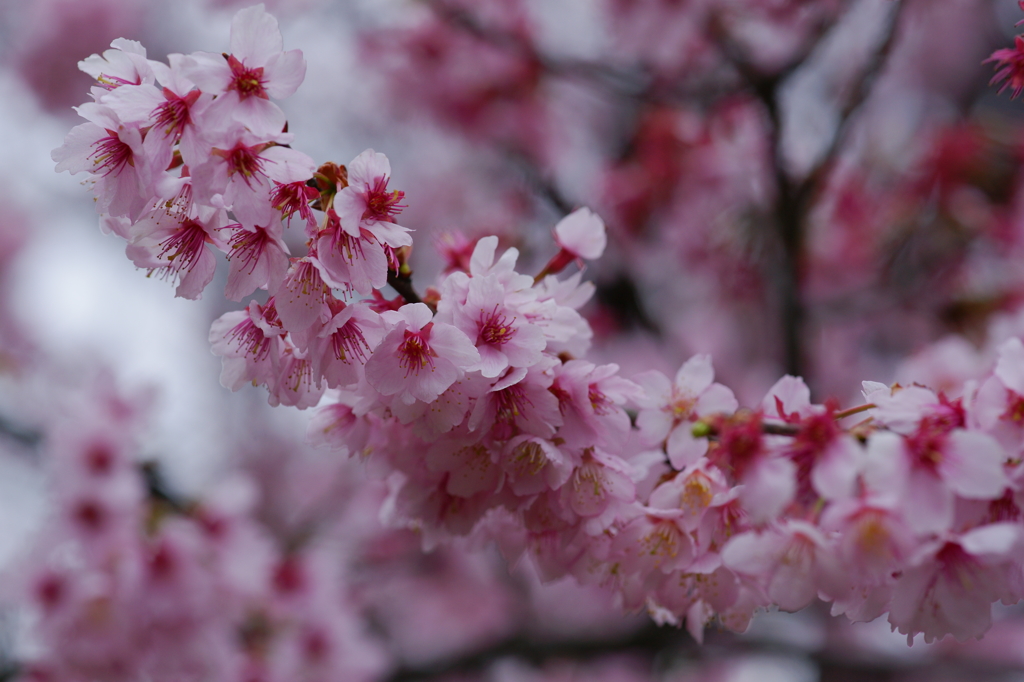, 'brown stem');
833,403,876,420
